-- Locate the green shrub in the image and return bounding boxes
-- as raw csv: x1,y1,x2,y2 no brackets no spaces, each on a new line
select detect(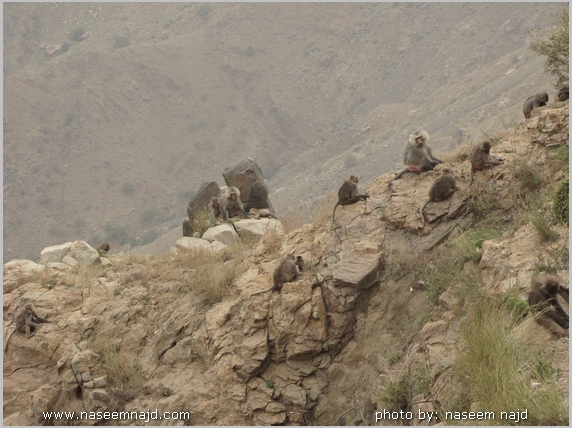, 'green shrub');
552,178,569,225
70,27,85,41
113,36,130,50
451,227,501,261
529,8,569,79
120,182,135,196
